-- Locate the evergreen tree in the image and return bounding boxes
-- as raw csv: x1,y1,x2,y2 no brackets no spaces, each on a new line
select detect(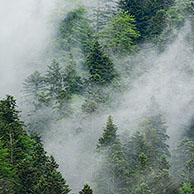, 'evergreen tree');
45,59,63,97
86,40,115,85
101,11,140,55
118,0,175,41
133,182,153,194
33,155,71,194
97,115,118,147
23,71,45,100
79,184,93,194
63,52,83,95
95,116,129,194
179,182,194,194
0,140,14,194
0,96,71,194
56,6,94,57
171,137,194,185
